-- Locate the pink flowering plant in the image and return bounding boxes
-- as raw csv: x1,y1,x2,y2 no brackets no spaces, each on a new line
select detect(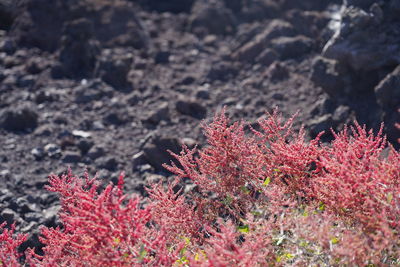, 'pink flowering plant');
1,109,400,266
